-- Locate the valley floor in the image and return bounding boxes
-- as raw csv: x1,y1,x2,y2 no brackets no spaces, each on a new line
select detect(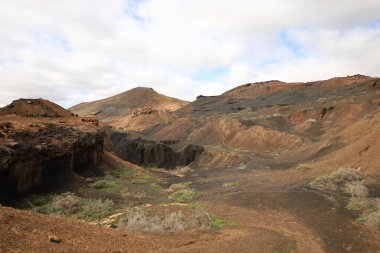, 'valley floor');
1,152,380,253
